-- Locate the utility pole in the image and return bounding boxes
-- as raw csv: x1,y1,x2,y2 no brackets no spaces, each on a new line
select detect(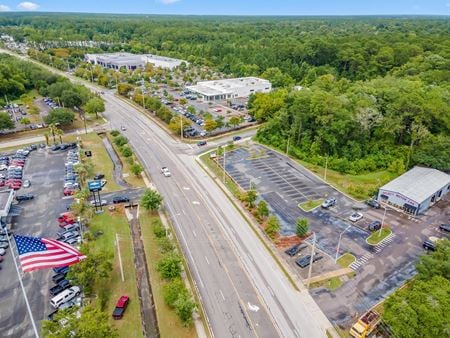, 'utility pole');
307,232,316,289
